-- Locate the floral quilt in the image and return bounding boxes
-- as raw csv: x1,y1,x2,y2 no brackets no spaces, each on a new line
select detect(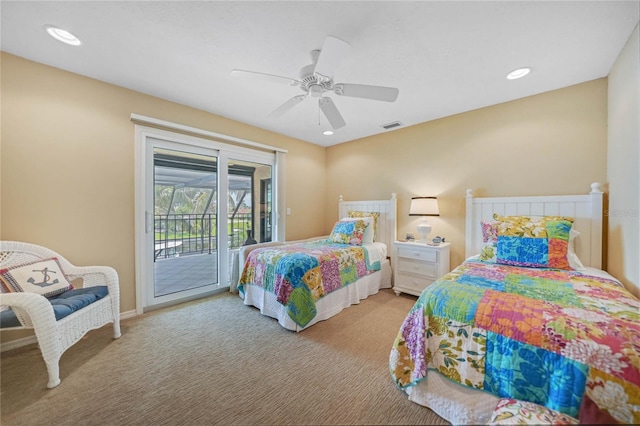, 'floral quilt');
238,240,380,328
389,259,640,424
